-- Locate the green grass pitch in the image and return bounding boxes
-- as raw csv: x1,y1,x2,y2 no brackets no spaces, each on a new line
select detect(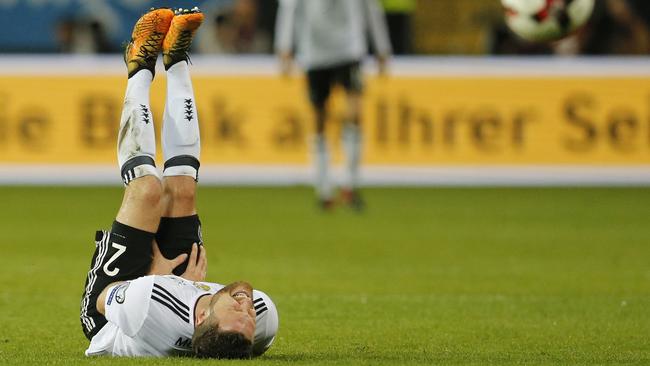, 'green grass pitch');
0,186,649,365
